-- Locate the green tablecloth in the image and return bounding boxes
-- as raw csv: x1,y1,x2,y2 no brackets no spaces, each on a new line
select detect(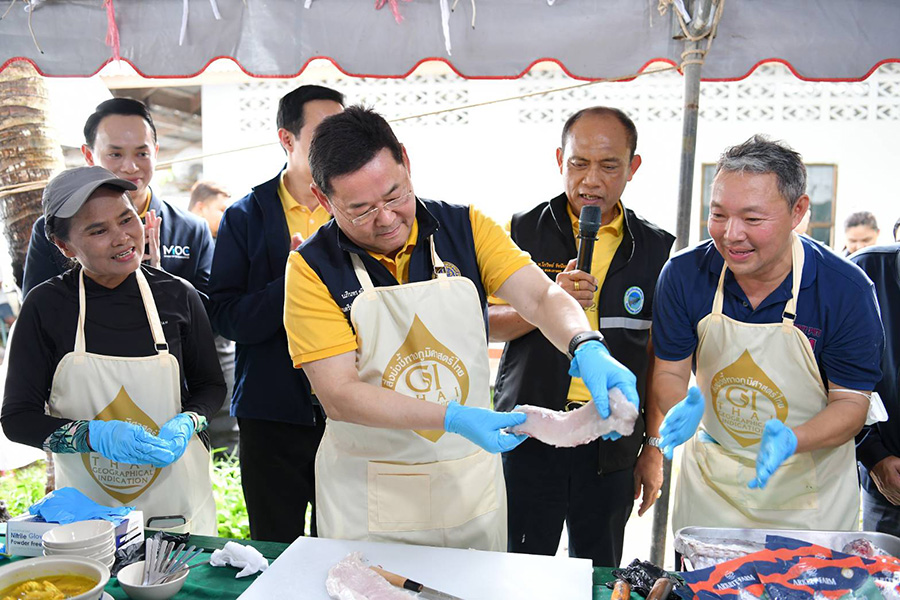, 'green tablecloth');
4,532,624,599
